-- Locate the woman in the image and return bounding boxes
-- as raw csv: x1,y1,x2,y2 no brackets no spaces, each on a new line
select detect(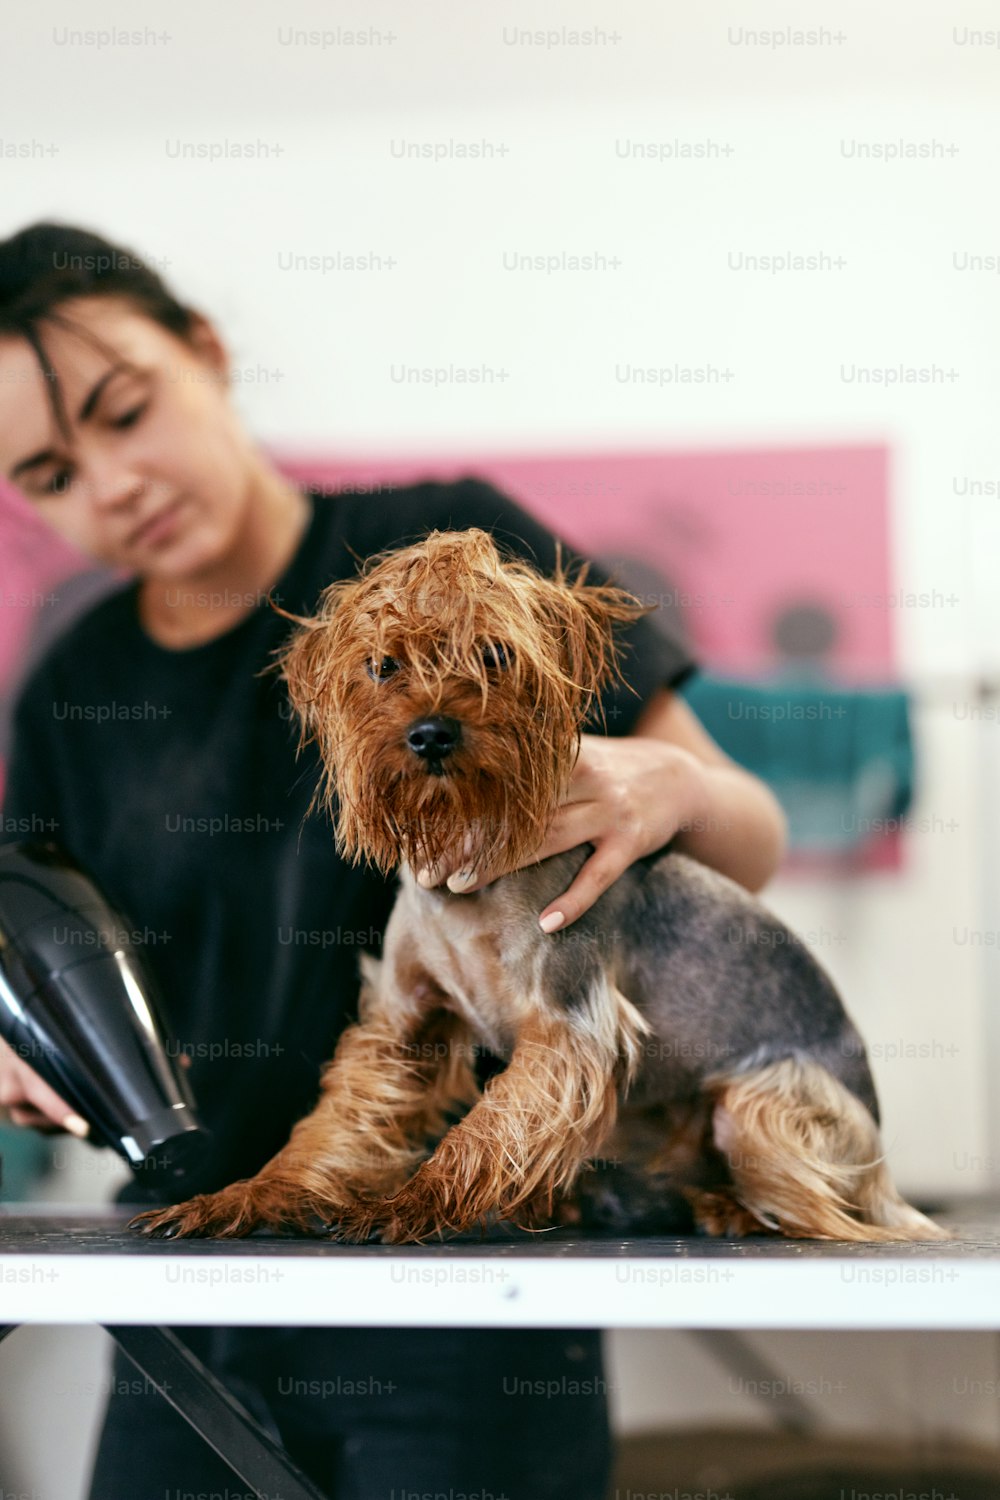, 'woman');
0,222,787,1500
